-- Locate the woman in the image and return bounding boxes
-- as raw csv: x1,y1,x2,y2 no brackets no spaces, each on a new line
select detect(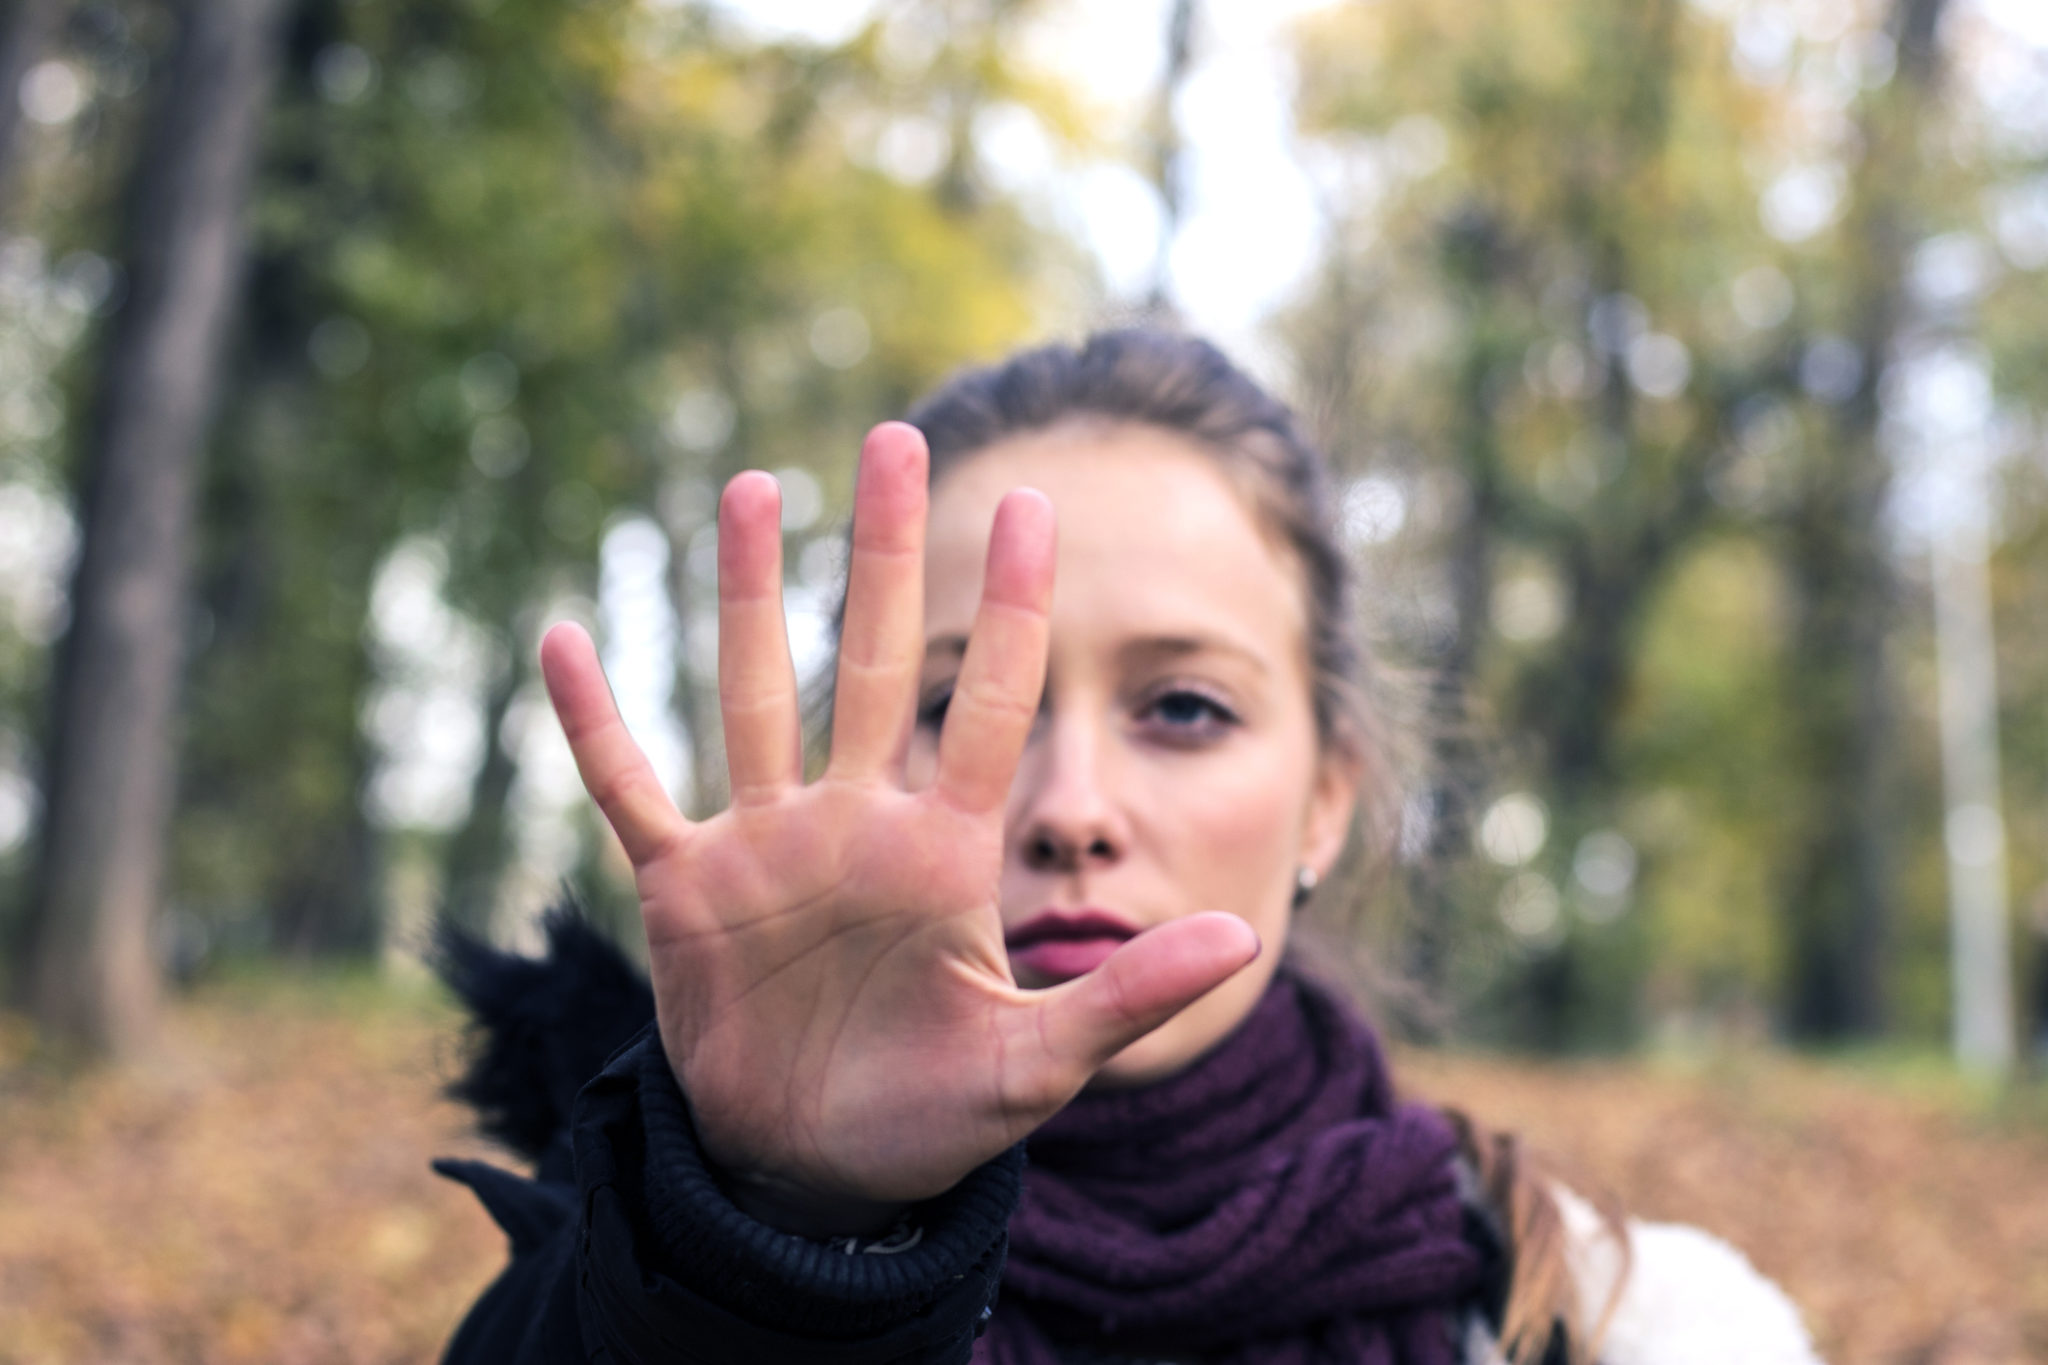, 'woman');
435,330,1822,1364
